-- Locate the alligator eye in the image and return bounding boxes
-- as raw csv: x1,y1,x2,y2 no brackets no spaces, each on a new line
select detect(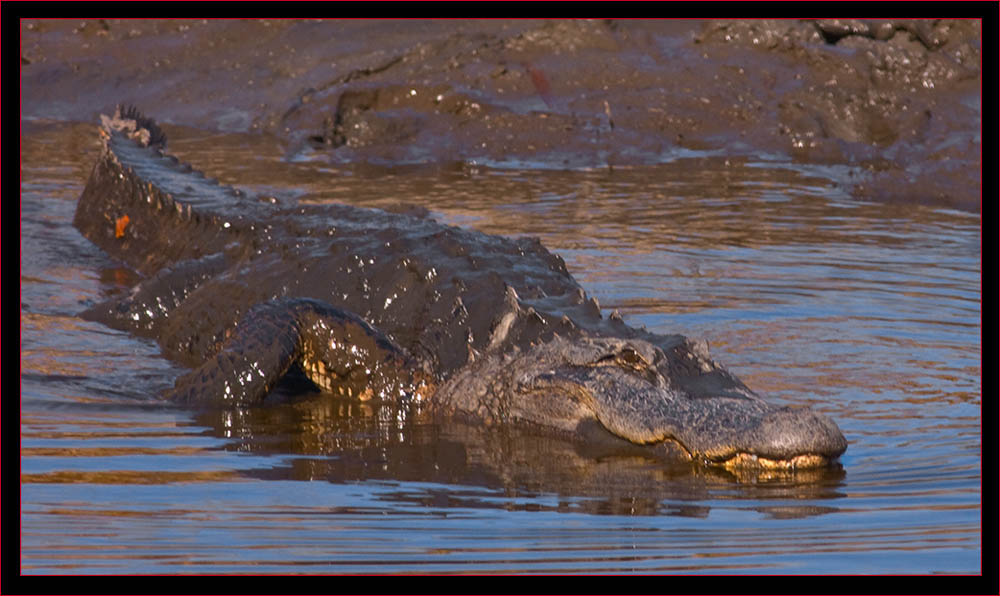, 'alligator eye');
619,347,643,365
594,346,650,370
